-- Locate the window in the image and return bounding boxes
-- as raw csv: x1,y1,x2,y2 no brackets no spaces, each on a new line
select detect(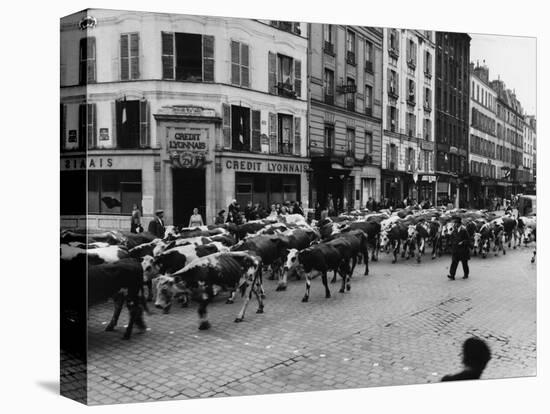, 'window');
88,170,142,215
120,33,139,80
406,112,416,137
407,39,416,69
324,69,334,104
231,105,251,151
116,99,150,149
79,103,96,150
365,131,373,155
388,29,399,56
407,79,416,104
346,128,355,157
423,150,431,172
270,21,301,35
278,114,293,154
406,147,415,170
161,32,214,82
347,30,356,64
424,118,432,140
323,25,335,54
269,52,301,98
365,85,373,115
79,37,96,84
424,87,432,111
388,69,398,97
346,78,356,111
424,51,432,76
365,41,374,72
324,125,335,155
231,41,250,87
387,105,398,132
